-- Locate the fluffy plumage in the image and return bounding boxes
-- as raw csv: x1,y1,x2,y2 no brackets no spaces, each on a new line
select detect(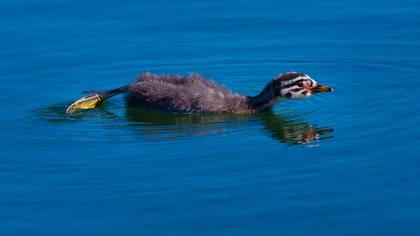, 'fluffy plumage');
126,73,250,113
